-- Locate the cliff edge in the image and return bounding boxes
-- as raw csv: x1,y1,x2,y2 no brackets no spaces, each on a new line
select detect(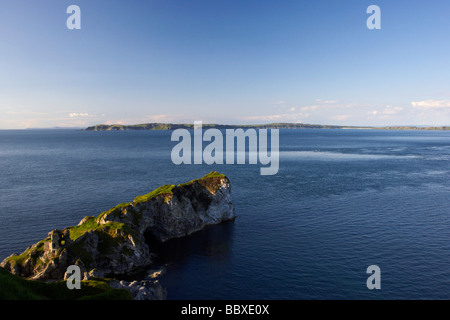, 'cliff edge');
1,172,235,284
